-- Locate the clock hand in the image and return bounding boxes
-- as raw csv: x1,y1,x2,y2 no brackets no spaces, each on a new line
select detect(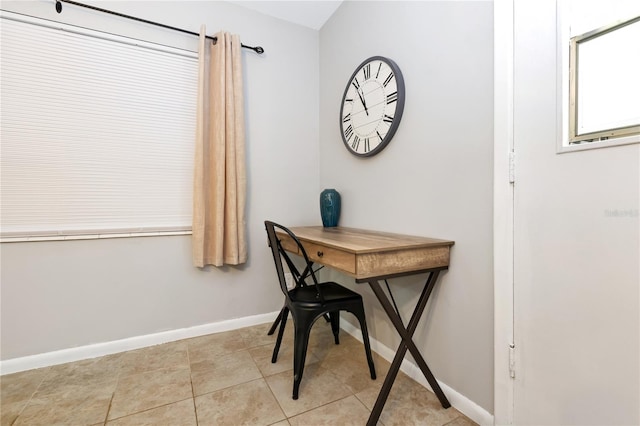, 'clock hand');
356,88,369,116
360,90,370,115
